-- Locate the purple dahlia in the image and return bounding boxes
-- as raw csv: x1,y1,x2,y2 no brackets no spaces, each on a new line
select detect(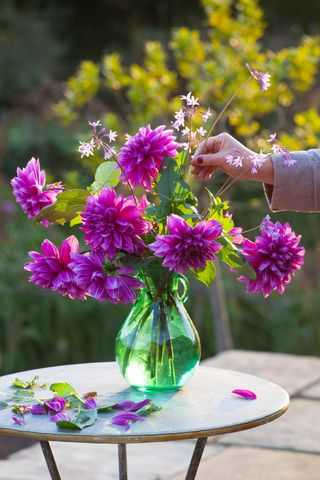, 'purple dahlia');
117,125,179,191
81,188,152,259
69,252,143,304
149,214,223,274
24,236,86,300
11,157,63,226
238,216,305,297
